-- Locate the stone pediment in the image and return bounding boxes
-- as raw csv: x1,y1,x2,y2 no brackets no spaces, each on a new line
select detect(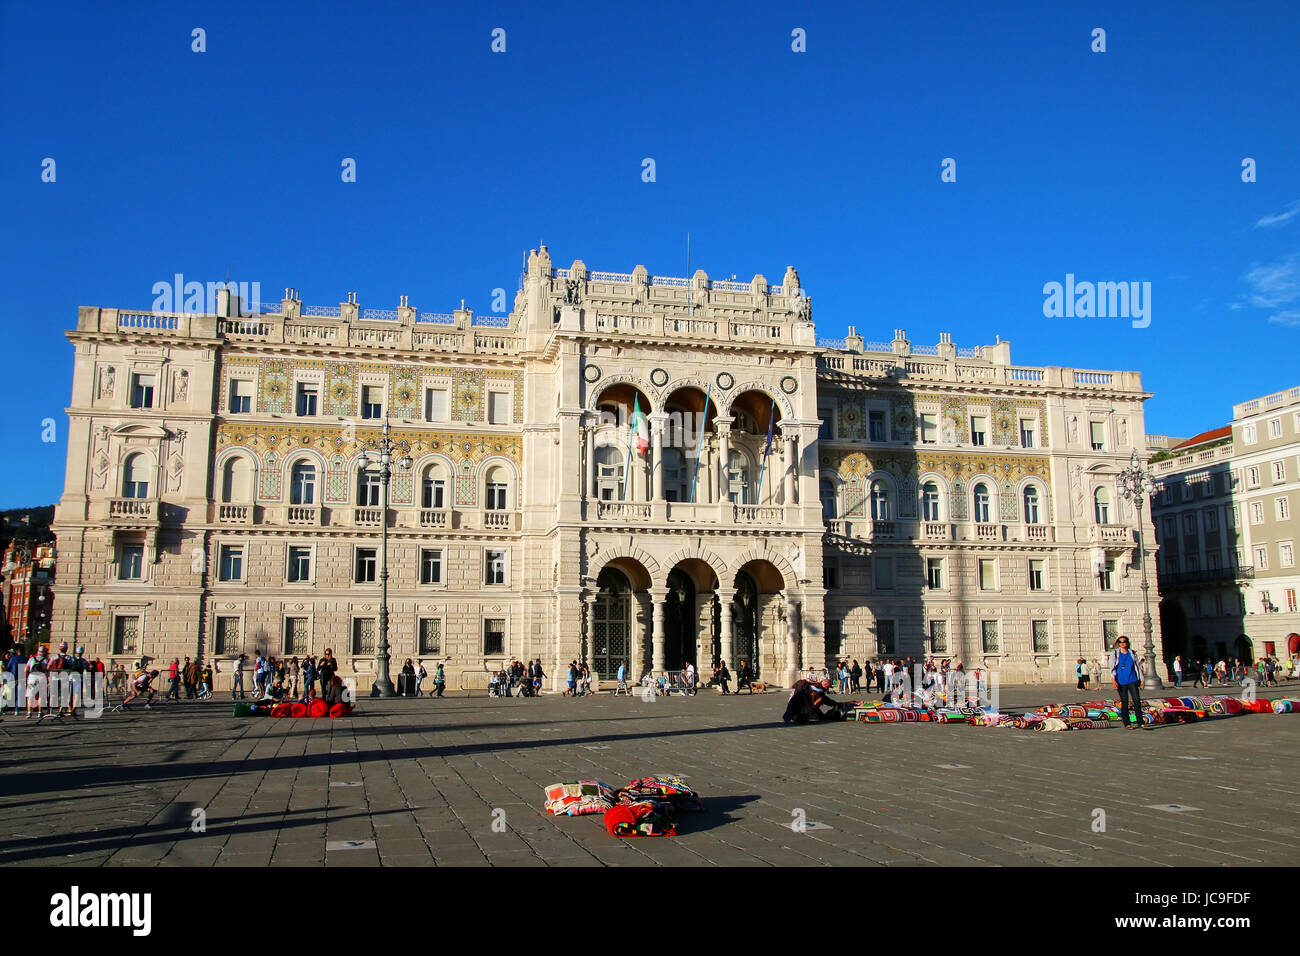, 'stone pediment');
111,423,171,440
